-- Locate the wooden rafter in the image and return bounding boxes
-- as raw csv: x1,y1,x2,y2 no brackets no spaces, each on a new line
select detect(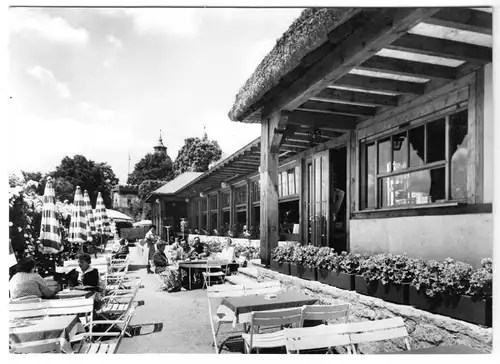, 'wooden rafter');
313,87,399,107
300,100,376,117
260,7,440,118
269,112,289,154
286,110,357,131
281,143,309,149
335,74,426,95
357,55,457,80
425,8,492,35
387,33,492,64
